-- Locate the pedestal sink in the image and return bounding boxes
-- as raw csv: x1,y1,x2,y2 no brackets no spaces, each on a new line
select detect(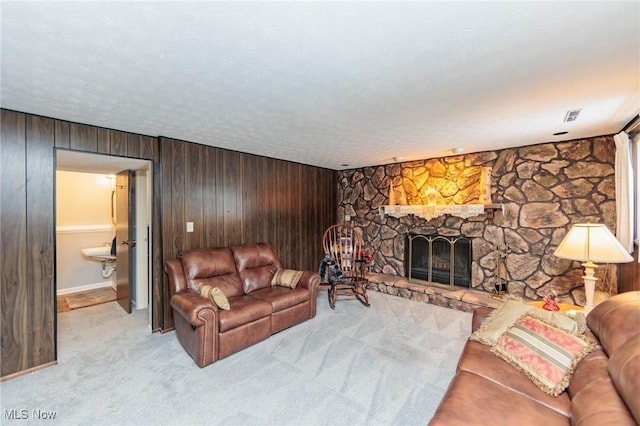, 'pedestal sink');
81,245,116,261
